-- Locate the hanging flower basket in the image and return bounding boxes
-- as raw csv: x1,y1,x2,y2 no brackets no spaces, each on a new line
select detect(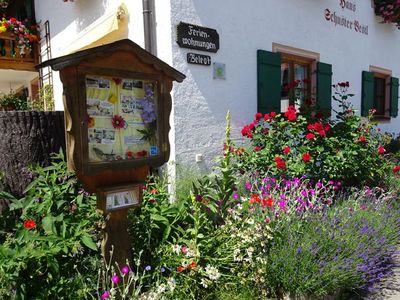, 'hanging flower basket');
374,0,400,29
